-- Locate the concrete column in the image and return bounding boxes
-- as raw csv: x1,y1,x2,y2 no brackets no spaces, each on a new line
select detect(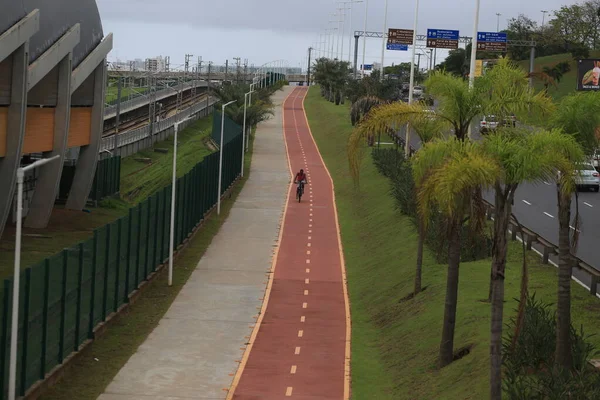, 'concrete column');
65,61,107,210
24,54,73,228
0,44,29,239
